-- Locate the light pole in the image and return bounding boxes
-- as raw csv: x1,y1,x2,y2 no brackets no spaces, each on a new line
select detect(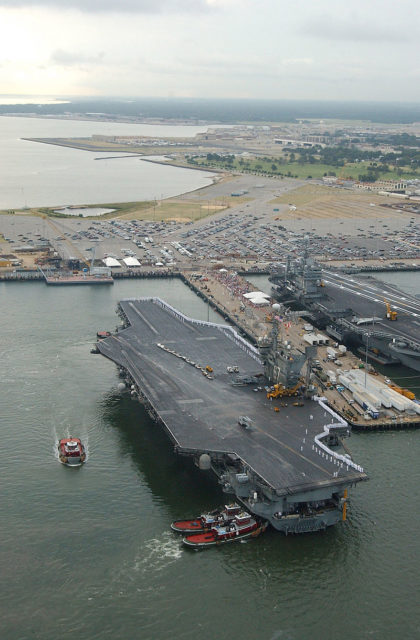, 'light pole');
364,332,369,388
